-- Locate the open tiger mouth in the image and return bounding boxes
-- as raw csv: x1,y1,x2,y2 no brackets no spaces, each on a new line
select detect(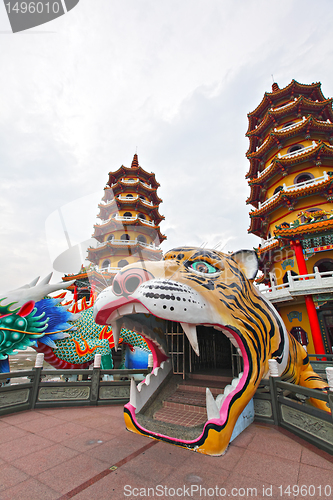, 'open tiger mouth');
94,278,251,454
